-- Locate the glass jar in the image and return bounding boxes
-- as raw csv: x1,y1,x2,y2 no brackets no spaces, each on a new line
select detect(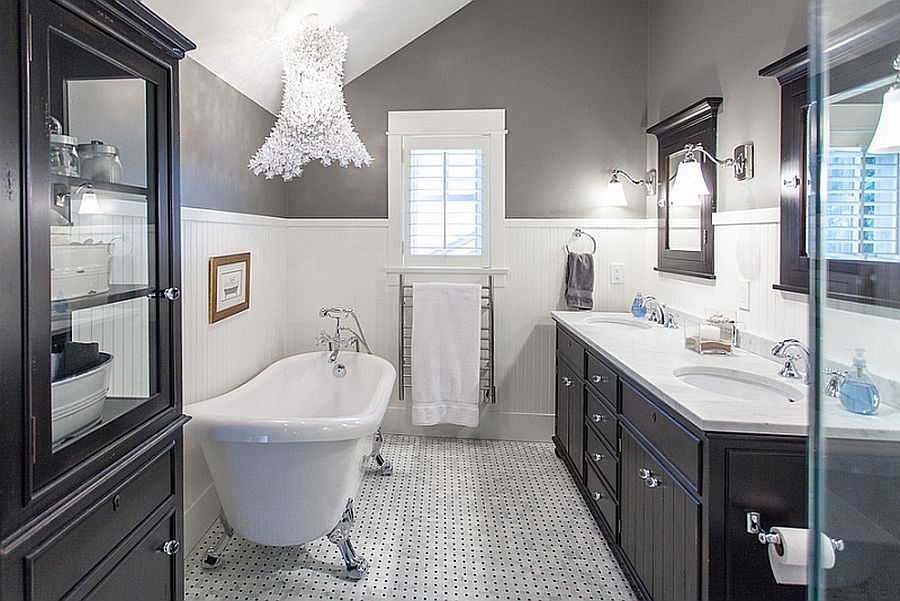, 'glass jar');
48,117,80,177
77,140,123,183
